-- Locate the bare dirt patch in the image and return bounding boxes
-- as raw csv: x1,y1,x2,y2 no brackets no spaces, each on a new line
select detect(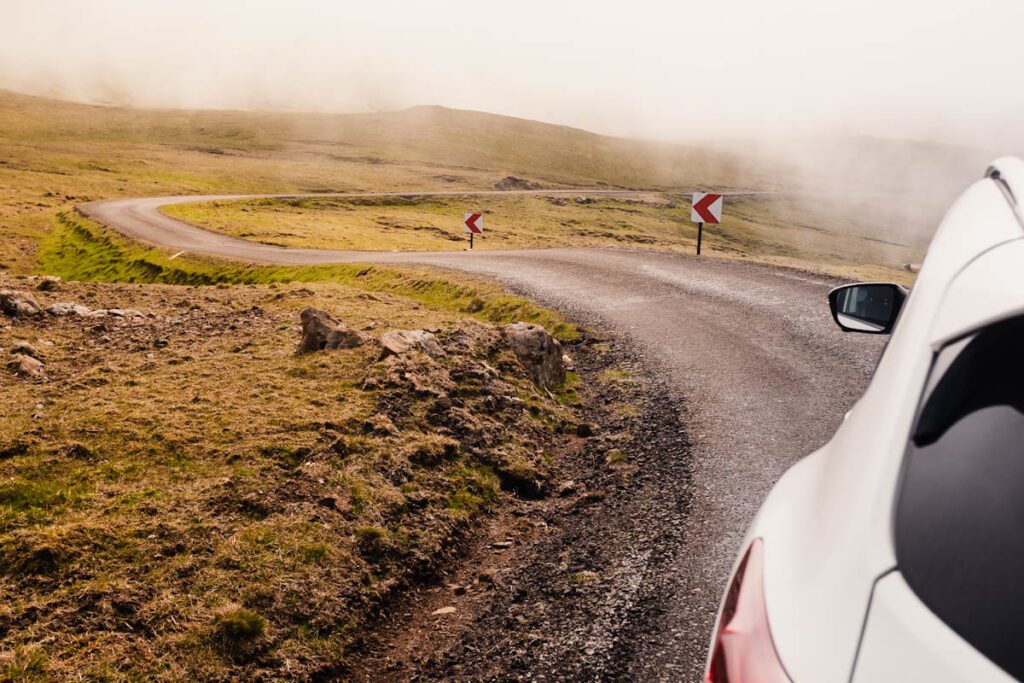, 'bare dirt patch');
345,332,693,681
